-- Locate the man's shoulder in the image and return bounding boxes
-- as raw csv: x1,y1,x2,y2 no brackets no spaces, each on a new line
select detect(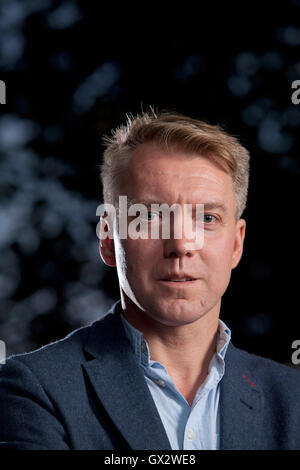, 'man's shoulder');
2,309,117,379
228,342,300,392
